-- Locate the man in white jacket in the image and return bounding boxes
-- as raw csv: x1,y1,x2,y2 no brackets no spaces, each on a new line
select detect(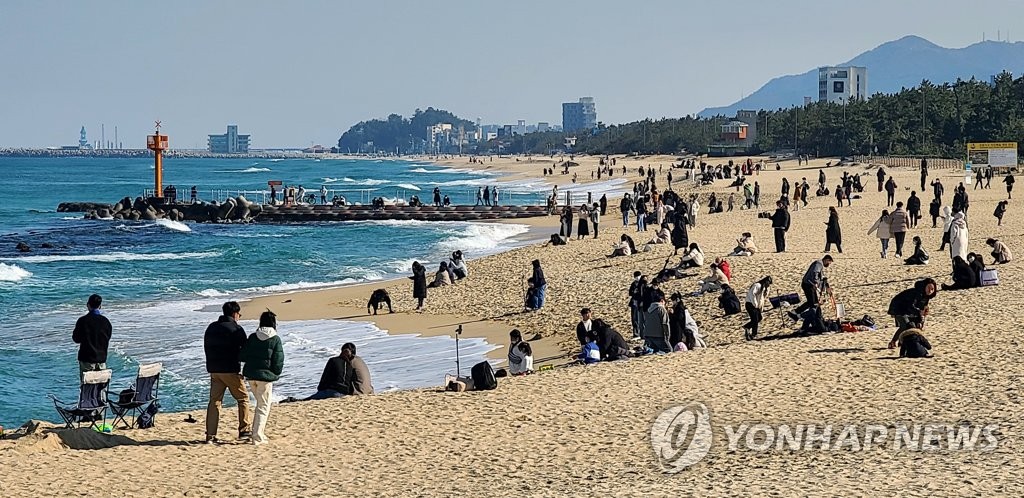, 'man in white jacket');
744,276,773,340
